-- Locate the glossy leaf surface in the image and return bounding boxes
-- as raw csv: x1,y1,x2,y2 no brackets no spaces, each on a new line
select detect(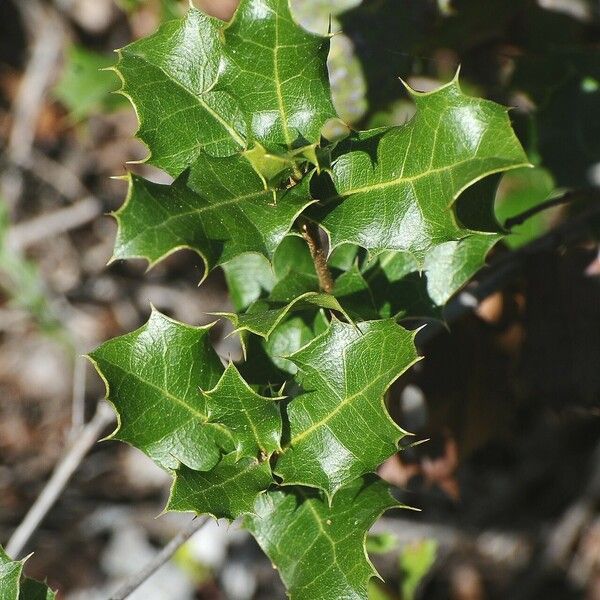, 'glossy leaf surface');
218,0,336,152
89,310,231,471
203,363,283,459
275,319,420,498
0,547,56,600
113,153,313,278
169,454,273,520
315,79,528,261
246,475,399,600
